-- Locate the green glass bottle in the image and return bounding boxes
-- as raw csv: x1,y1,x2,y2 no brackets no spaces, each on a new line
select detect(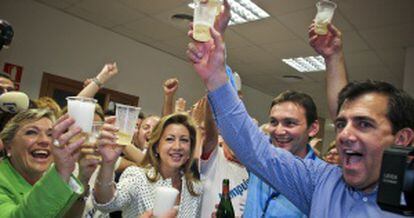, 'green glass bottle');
216,179,235,218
